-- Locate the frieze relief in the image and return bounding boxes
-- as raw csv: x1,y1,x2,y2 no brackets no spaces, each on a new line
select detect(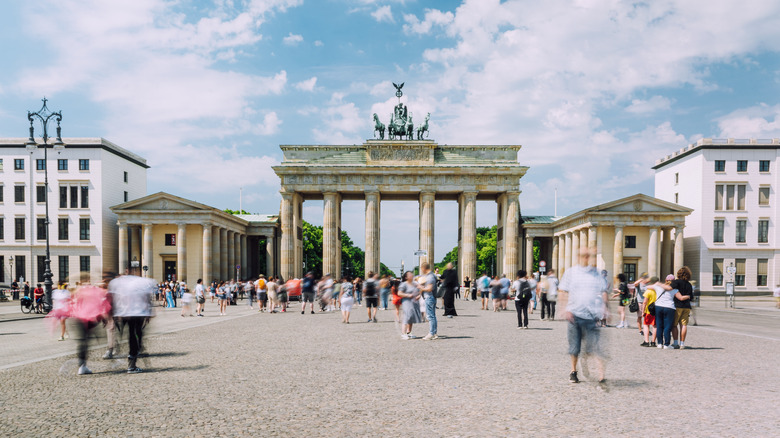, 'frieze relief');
281,172,520,191
369,148,429,161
